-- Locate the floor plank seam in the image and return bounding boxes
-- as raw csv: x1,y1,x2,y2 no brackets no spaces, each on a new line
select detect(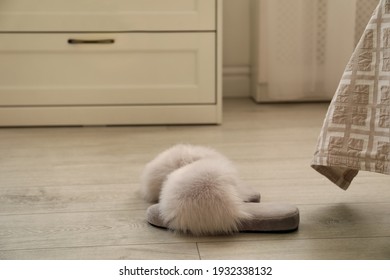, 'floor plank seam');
1,201,388,217
0,241,200,253
195,235,390,245
0,208,150,217
195,243,202,260
2,236,389,253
